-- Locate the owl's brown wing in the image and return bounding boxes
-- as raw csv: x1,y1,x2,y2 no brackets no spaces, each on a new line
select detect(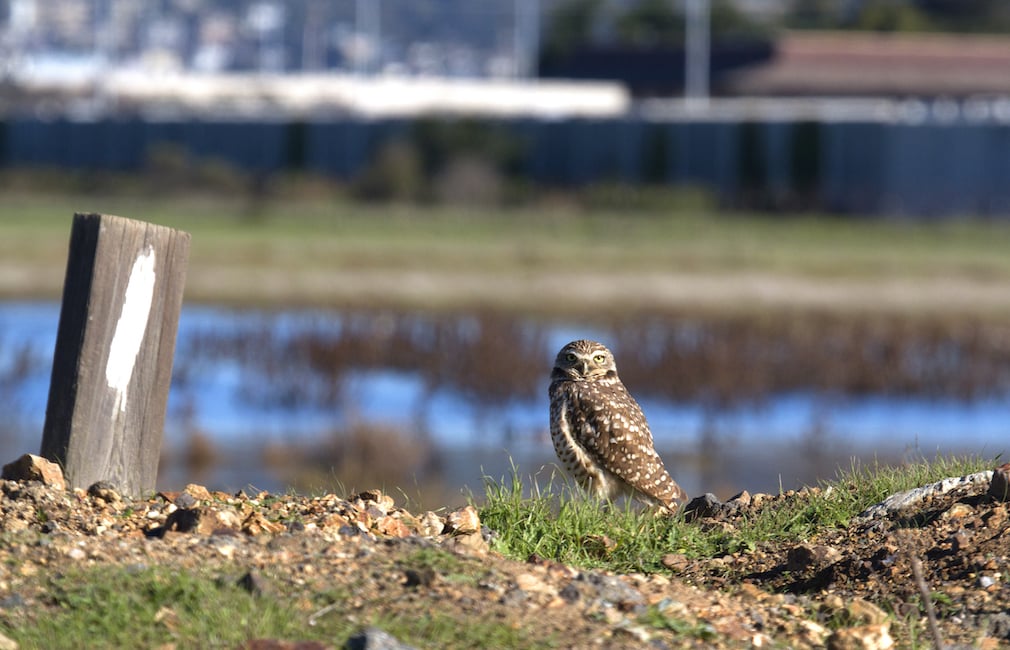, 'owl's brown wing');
570,381,686,506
